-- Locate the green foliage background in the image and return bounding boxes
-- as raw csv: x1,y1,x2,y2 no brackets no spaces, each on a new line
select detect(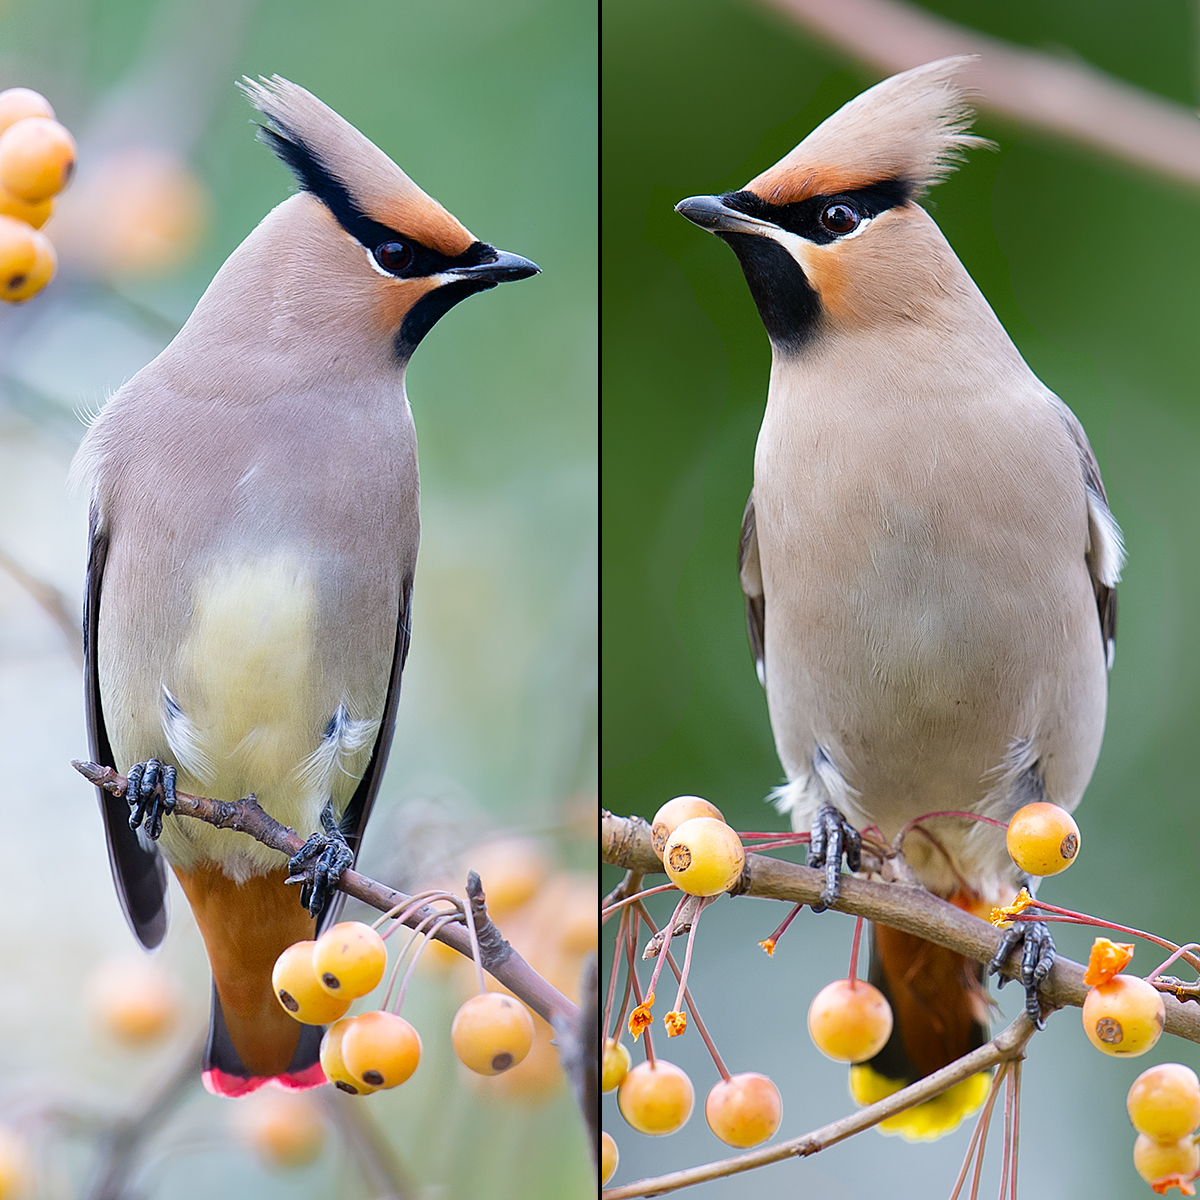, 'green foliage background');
603,1,1200,1196
0,0,595,1197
